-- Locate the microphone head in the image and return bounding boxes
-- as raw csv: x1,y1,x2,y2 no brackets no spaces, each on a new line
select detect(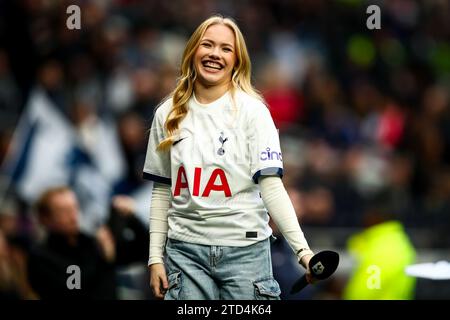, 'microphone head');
308,250,340,280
